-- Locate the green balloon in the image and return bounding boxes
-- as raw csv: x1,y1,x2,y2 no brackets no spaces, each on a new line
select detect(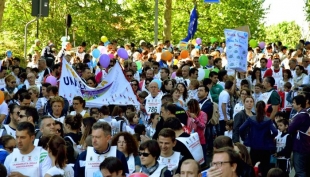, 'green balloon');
199,55,209,67
249,39,257,48
204,69,210,78
210,37,218,44
136,61,142,70
212,68,219,73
